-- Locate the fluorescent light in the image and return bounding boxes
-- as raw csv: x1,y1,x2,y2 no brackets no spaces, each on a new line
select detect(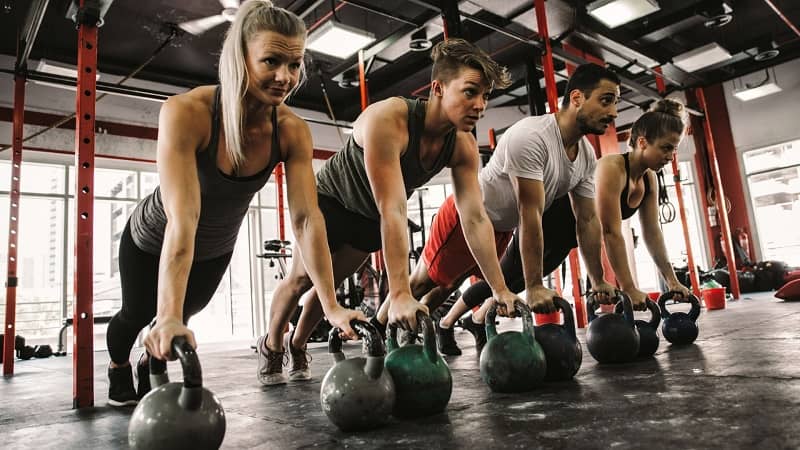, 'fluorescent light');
37,59,100,80
587,0,660,28
672,43,732,73
733,82,782,101
306,21,375,59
